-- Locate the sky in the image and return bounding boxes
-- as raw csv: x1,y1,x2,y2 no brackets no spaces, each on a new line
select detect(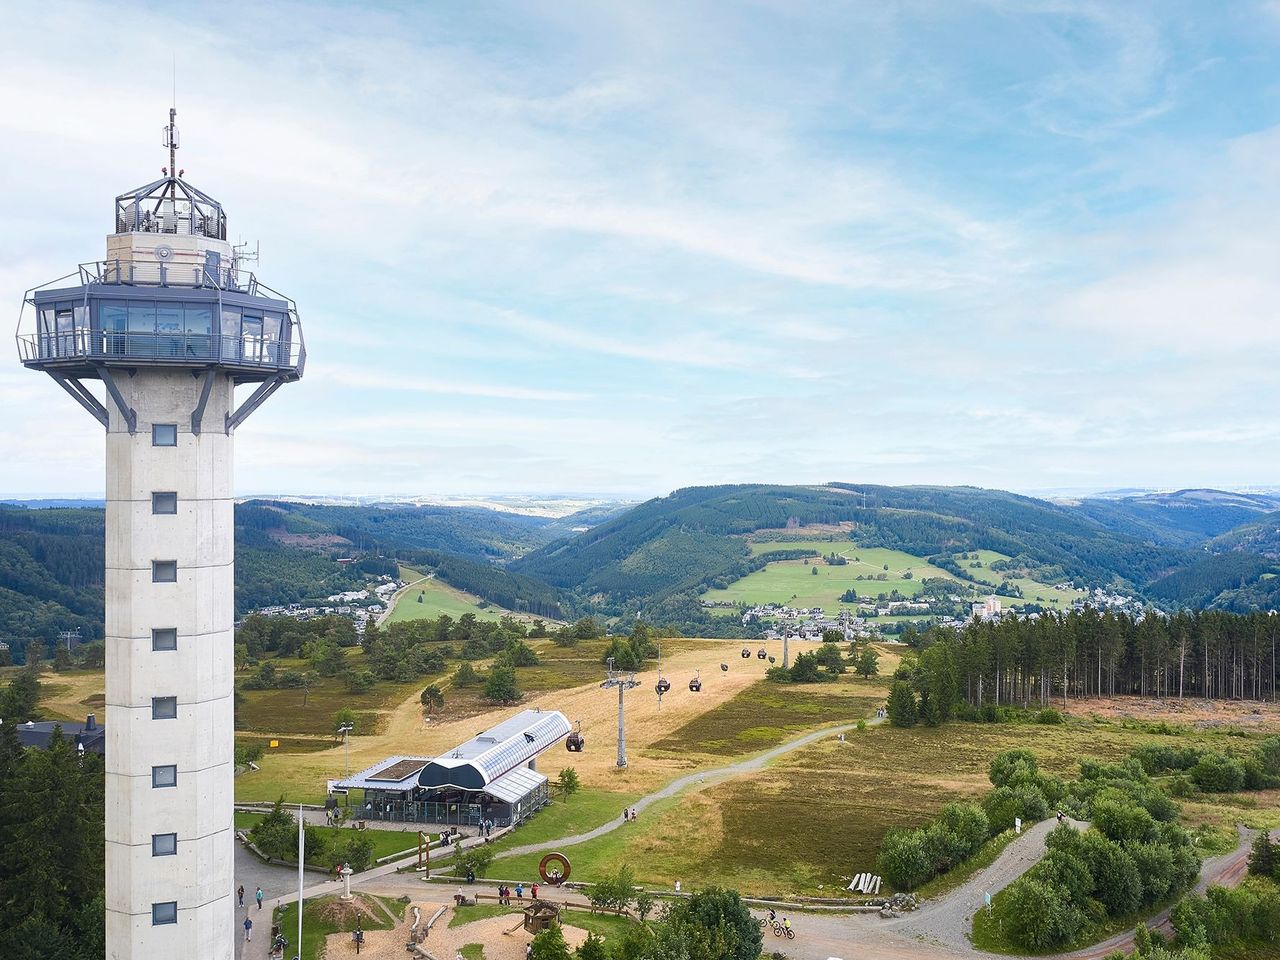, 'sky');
3,1,1280,500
